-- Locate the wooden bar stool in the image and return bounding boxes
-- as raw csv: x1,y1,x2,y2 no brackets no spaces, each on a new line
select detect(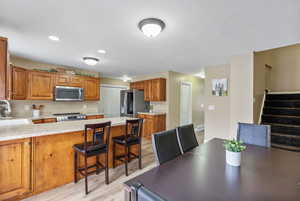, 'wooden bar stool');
73,121,111,195
112,119,143,176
